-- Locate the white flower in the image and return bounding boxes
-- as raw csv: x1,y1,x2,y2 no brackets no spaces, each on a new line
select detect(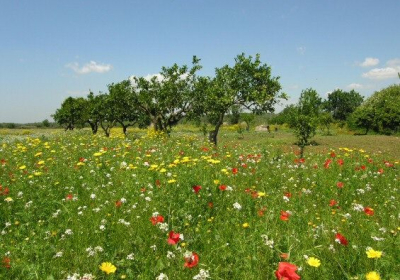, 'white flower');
261,234,274,248
193,269,210,280
371,236,385,241
167,251,175,259
90,194,96,199
53,251,63,258
156,273,168,280
233,202,242,210
65,229,73,235
127,253,135,260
